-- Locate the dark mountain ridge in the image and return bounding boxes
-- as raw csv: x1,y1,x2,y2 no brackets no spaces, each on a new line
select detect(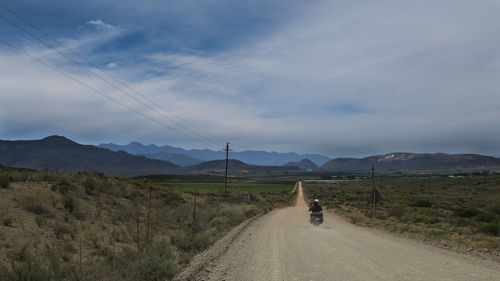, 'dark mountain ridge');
0,136,303,176
0,136,181,177
321,152,500,171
